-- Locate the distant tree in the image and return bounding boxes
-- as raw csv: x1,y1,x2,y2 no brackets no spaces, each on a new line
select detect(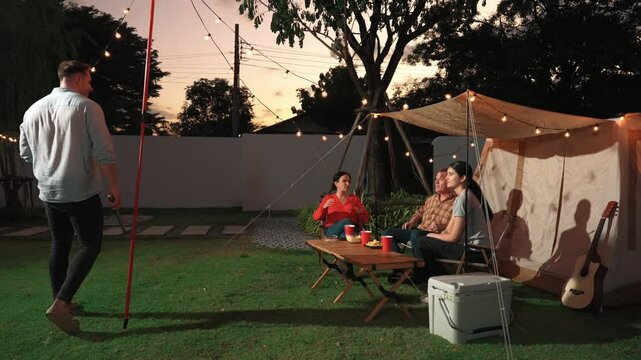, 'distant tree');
295,66,363,132
173,78,255,137
241,0,480,197
403,0,641,117
63,5,170,135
